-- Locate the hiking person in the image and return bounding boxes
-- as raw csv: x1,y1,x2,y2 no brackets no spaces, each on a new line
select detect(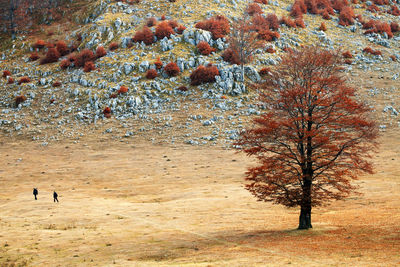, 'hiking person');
33,188,38,200
53,191,59,202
